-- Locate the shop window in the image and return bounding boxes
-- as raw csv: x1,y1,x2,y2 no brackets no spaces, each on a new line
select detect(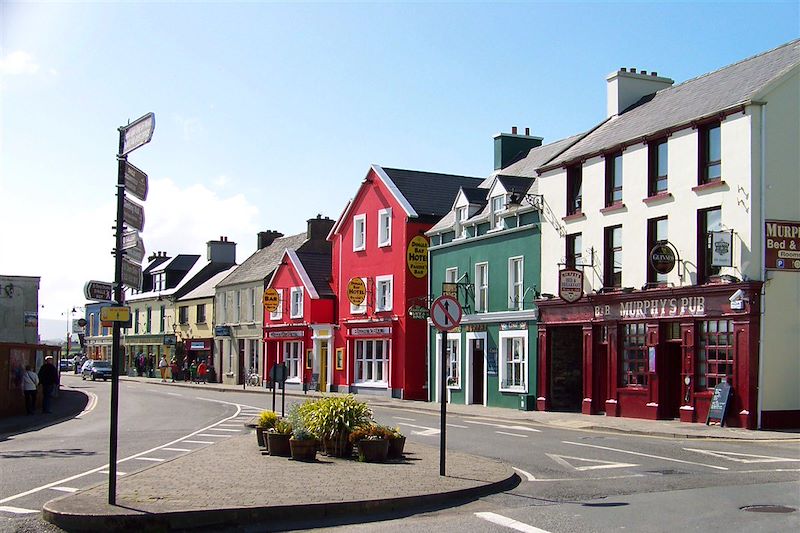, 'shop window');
697,207,722,283
648,138,668,196
378,208,392,247
566,233,582,268
283,340,302,380
375,275,393,312
499,332,526,392
196,304,206,324
508,256,524,310
179,306,189,325
354,339,388,384
699,122,721,184
475,262,489,312
270,289,283,320
621,323,648,387
647,216,669,284
566,164,583,215
446,336,460,388
604,225,623,289
353,214,366,251
698,319,734,389
605,152,623,206
290,287,304,318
